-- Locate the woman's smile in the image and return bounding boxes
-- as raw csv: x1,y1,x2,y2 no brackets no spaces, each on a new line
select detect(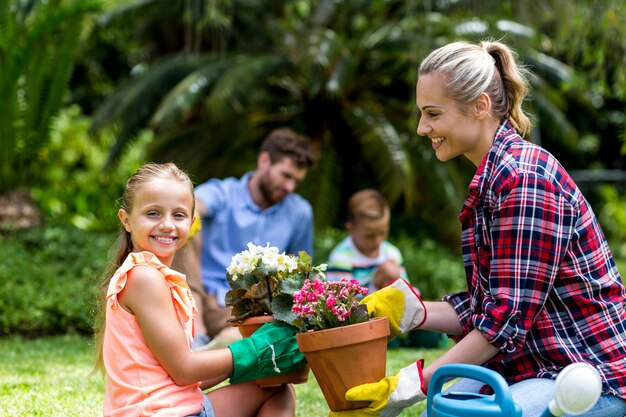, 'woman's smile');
430,136,445,150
